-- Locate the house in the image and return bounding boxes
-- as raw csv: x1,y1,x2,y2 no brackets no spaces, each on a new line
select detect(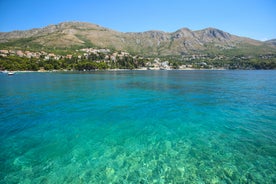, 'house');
66,55,73,59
